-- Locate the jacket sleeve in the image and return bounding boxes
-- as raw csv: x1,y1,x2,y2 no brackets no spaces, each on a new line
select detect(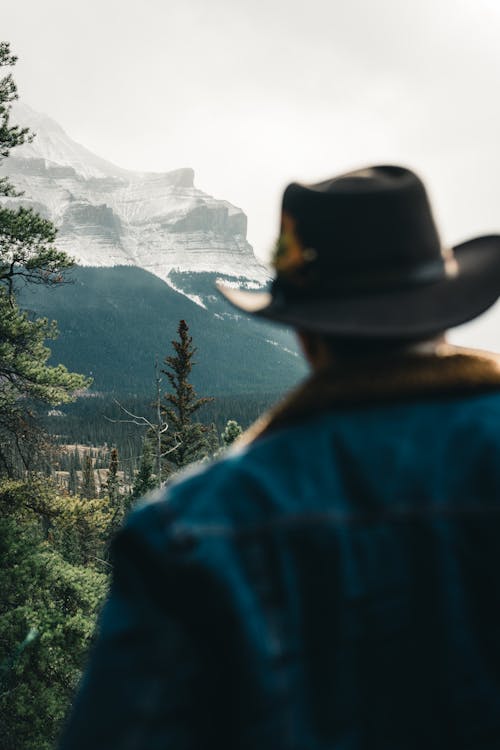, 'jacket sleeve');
58,503,205,750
